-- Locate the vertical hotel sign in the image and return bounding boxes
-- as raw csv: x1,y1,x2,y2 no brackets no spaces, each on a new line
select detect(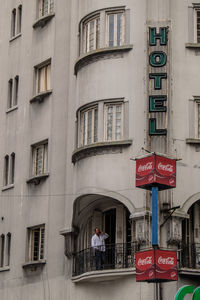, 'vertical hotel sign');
148,26,169,137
